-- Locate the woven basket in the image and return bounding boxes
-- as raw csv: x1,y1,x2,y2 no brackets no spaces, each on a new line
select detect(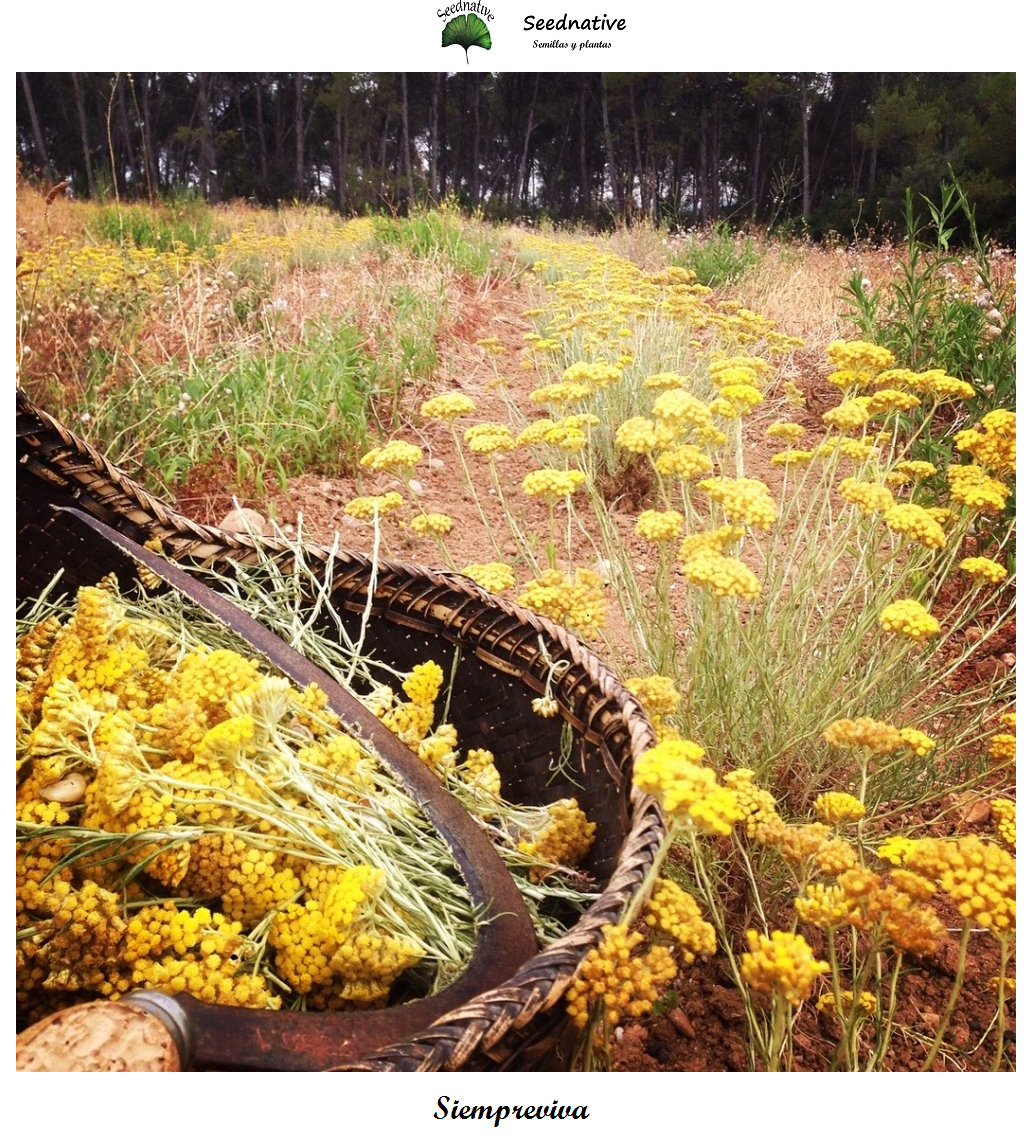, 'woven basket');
16,389,665,1072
